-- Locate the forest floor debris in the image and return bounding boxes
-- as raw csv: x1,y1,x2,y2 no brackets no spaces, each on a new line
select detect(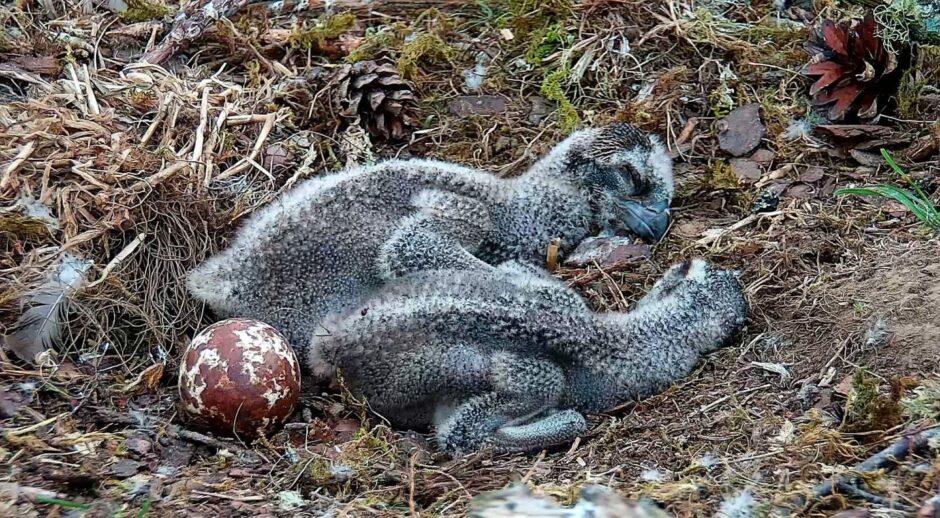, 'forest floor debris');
2,1,940,516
